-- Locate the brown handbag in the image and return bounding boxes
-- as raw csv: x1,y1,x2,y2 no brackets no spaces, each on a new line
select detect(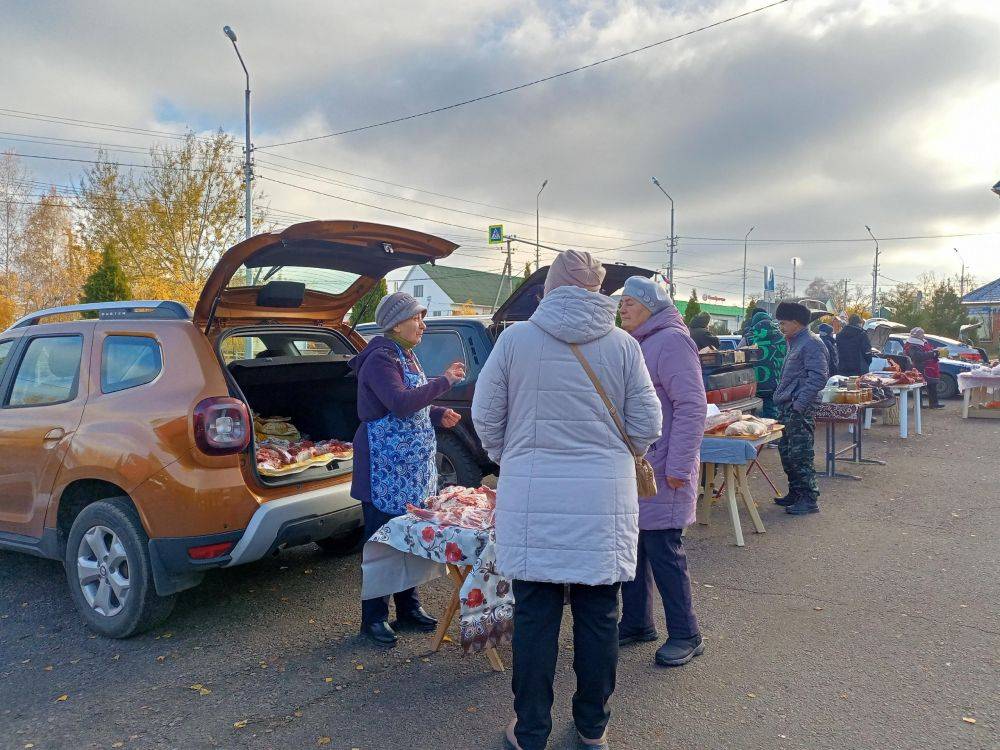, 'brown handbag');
569,344,658,499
